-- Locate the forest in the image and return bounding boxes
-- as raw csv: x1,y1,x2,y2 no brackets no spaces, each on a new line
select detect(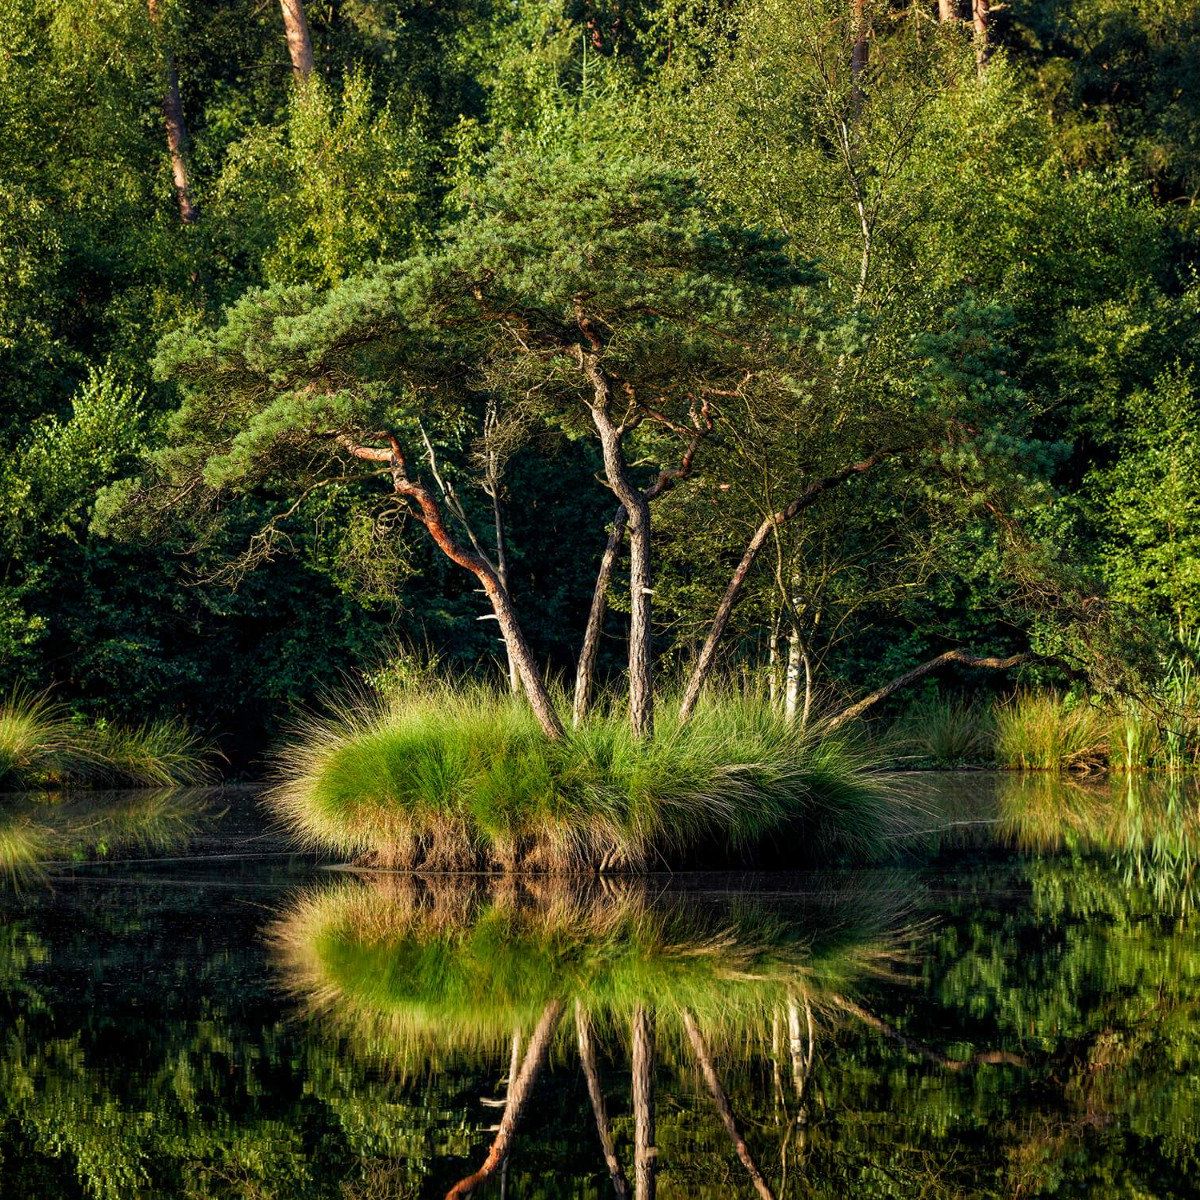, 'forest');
1,0,1198,773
